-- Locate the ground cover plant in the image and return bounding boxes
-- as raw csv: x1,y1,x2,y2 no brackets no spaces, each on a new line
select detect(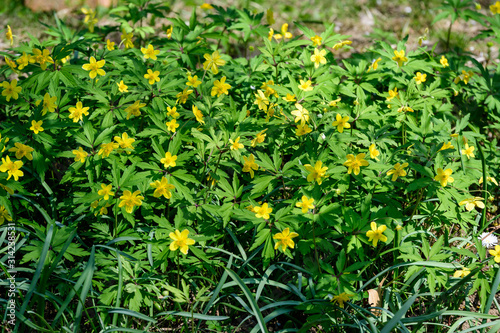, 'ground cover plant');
1,0,500,331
